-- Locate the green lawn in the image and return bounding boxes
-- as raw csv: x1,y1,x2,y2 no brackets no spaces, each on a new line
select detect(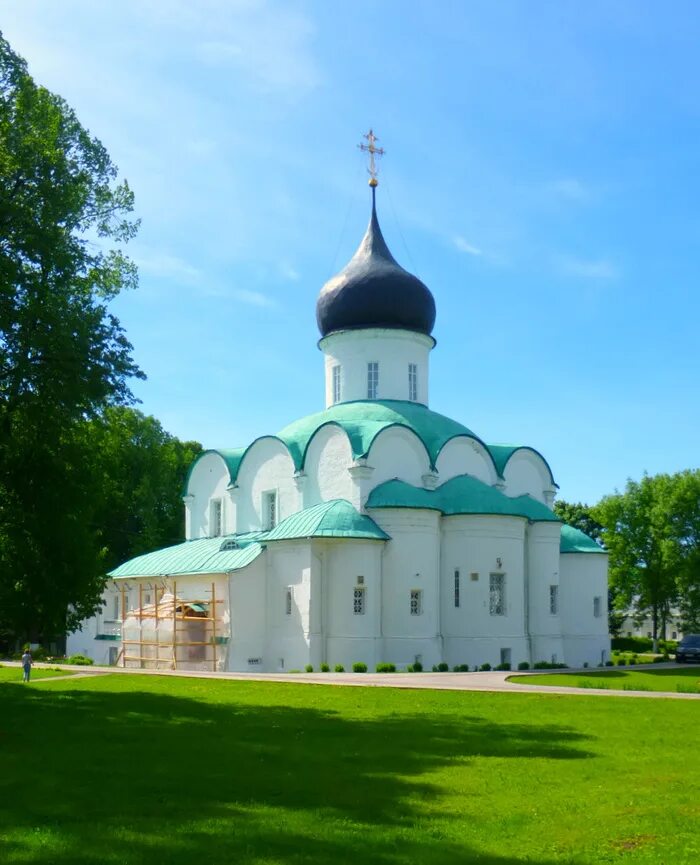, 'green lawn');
509,666,700,693
1,674,698,865
0,665,76,682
